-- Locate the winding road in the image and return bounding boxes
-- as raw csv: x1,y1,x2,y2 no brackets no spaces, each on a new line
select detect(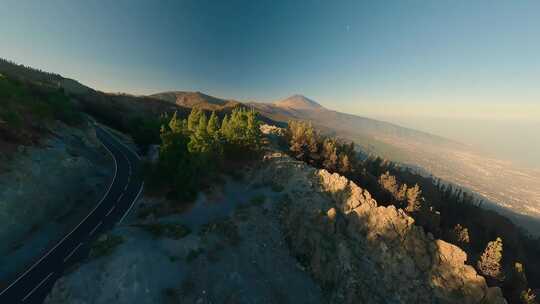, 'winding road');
0,124,144,303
